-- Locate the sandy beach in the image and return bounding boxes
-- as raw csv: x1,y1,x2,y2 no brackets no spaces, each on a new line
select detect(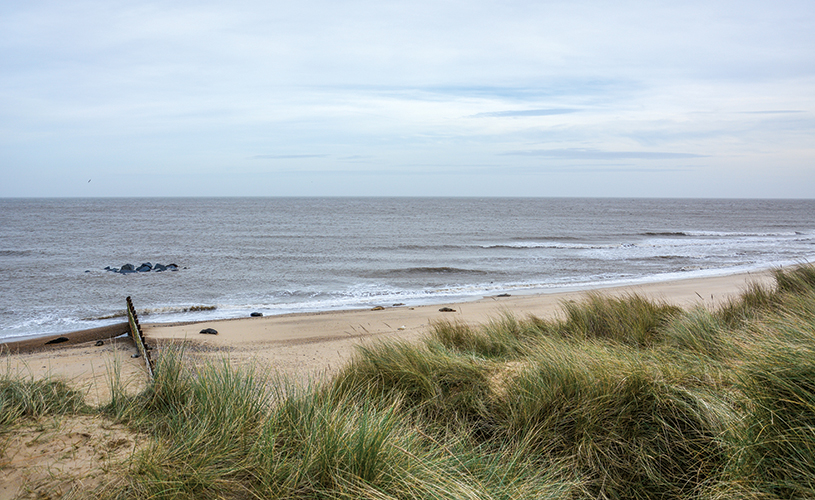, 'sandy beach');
0,269,786,498
1,269,776,400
